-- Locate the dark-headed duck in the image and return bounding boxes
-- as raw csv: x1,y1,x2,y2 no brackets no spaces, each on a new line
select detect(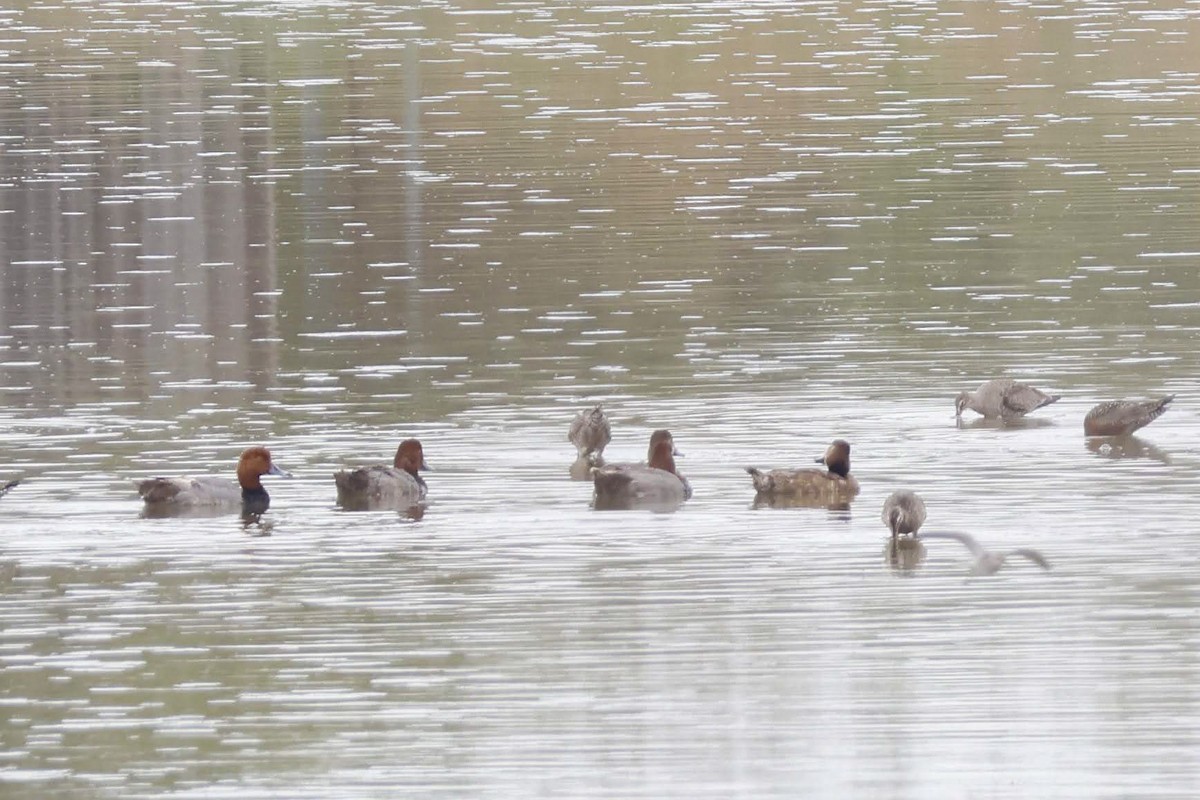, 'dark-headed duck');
334,438,429,510
593,431,691,511
746,439,860,501
137,446,291,516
